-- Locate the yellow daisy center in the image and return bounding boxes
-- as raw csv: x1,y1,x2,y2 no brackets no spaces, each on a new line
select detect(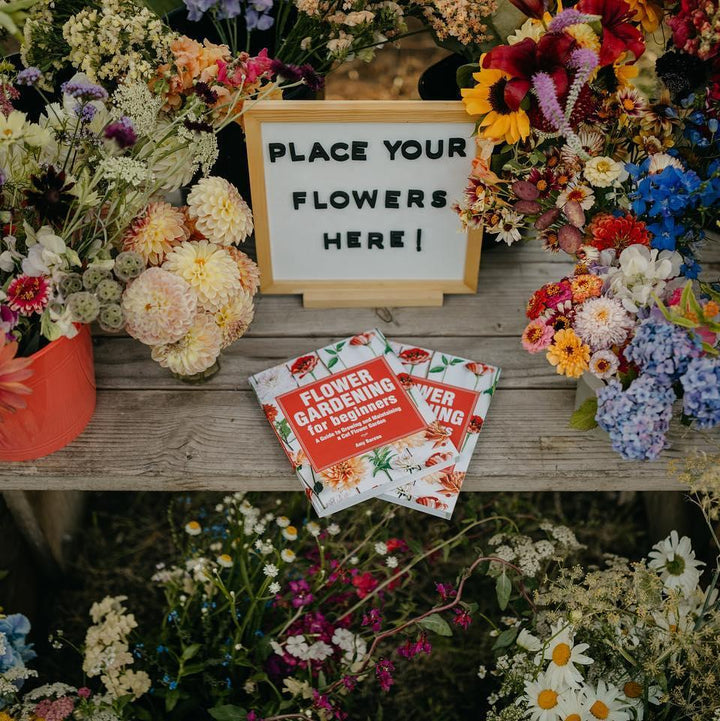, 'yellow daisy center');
538,689,558,710
590,700,610,719
623,98,636,111
552,642,572,666
566,715,582,721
